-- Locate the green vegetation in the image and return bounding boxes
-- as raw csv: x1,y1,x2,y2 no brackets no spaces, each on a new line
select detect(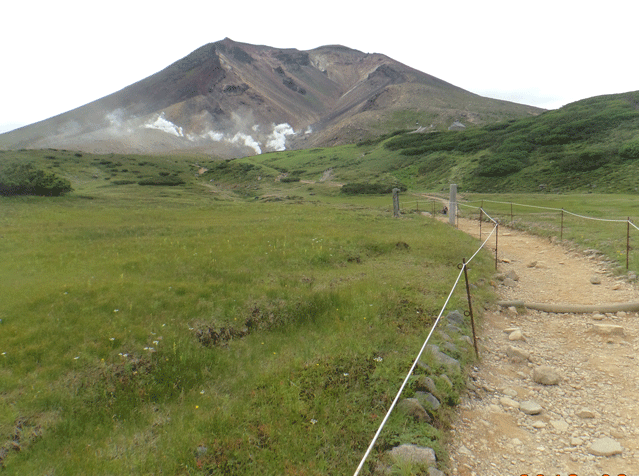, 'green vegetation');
0,158,495,475
0,162,72,196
